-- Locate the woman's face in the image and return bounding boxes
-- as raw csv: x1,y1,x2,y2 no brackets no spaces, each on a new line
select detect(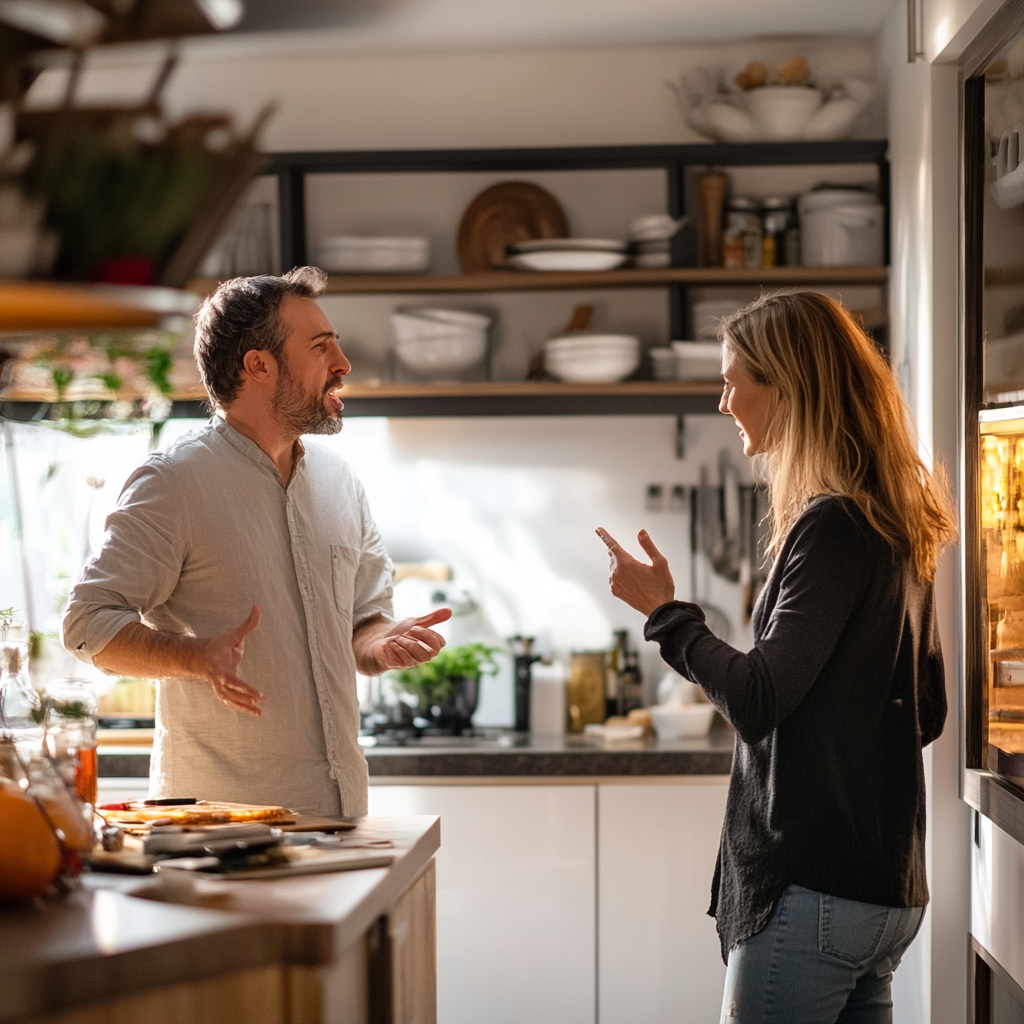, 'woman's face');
719,342,775,457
